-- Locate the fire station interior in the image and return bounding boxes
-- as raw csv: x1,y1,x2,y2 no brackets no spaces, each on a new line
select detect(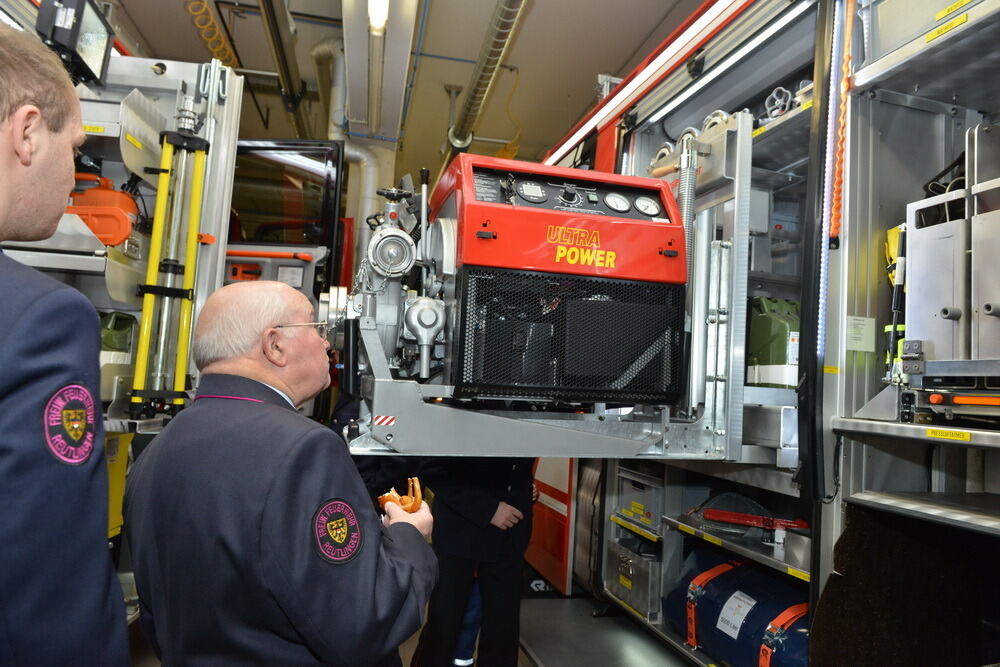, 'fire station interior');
5,0,1000,665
